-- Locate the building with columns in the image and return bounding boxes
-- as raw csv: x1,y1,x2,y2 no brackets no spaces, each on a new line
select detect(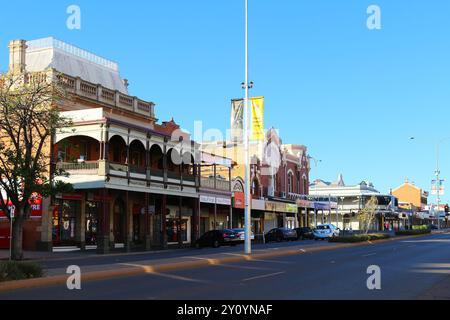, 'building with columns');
309,174,399,231
0,37,233,253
